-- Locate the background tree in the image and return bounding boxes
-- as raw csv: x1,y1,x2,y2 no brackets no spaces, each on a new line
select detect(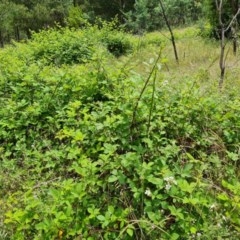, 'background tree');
164,0,203,25
204,0,239,40
0,0,204,45
0,0,72,44
124,0,203,33
0,1,11,47
214,0,240,88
